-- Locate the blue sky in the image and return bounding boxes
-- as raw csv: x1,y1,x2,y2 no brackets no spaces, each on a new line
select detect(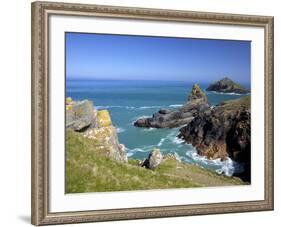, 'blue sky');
66,32,251,84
